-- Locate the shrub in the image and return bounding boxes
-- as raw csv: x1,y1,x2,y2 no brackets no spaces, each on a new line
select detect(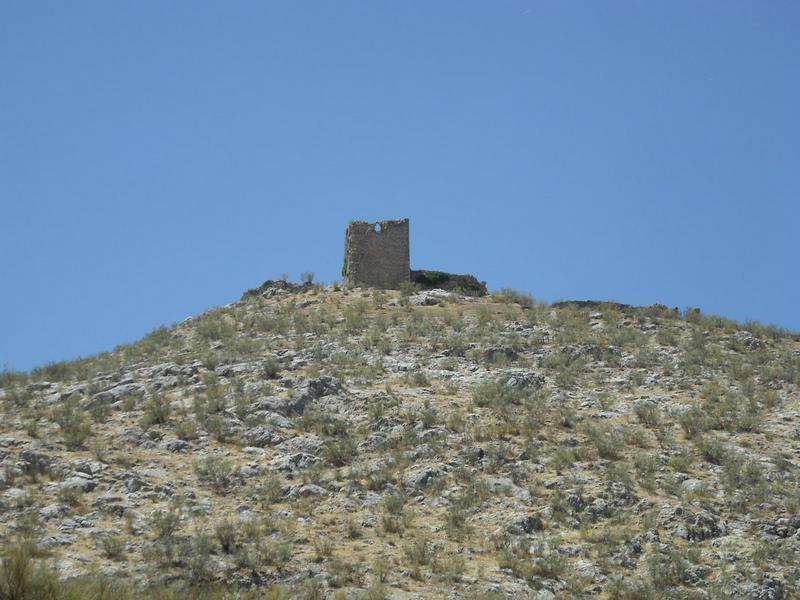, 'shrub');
434,553,465,583
52,398,91,450
262,356,281,380
194,456,238,492
622,424,650,448
0,542,59,600
695,436,729,465
420,402,438,429
196,313,236,341
551,447,576,473
379,490,411,535
184,532,215,581
583,423,624,460
328,558,359,588
204,414,231,442
57,486,82,507
32,361,76,383
531,543,568,579
382,490,406,515
493,288,536,309
676,404,709,439
175,419,199,441
404,536,433,567
151,506,182,541
345,515,362,539
312,536,334,562
366,467,394,492
344,302,370,333
258,472,286,505
98,535,126,560
647,547,693,589
633,452,658,491
322,437,357,467
445,504,471,538
141,393,171,427
471,381,527,411
633,402,661,427
0,370,28,389
259,536,293,570
668,453,693,473
2,386,33,410
215,519,239,554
